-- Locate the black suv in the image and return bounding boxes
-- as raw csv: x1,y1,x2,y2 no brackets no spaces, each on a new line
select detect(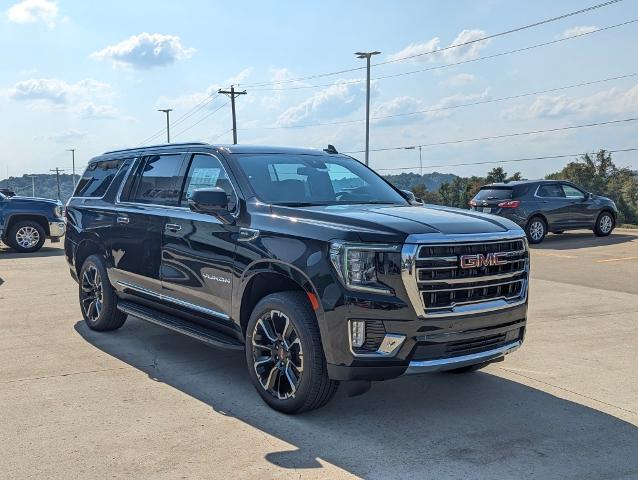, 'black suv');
470,180,617,244
65,143,529,413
